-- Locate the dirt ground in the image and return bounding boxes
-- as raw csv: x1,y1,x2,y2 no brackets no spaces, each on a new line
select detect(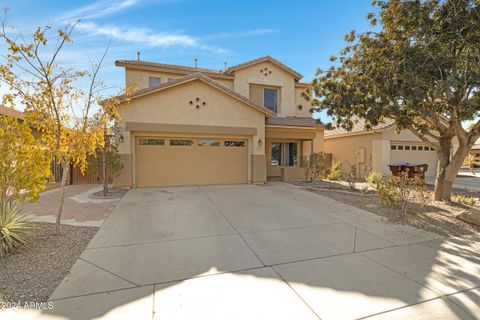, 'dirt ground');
0,223,98,305
290,180,480,237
